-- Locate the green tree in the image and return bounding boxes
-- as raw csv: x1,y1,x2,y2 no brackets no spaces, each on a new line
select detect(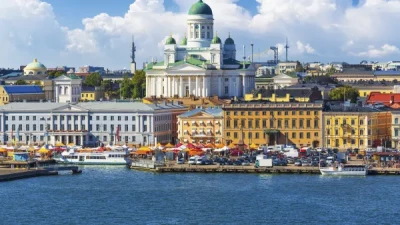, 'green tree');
84,72,103,87
34,80,41,86
54,71,64,77
325,65,336,76
296,61,305,72
101,80,114,97
120,76,134,99
15,79,27,85
328,85,359,103
132,70,146,98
